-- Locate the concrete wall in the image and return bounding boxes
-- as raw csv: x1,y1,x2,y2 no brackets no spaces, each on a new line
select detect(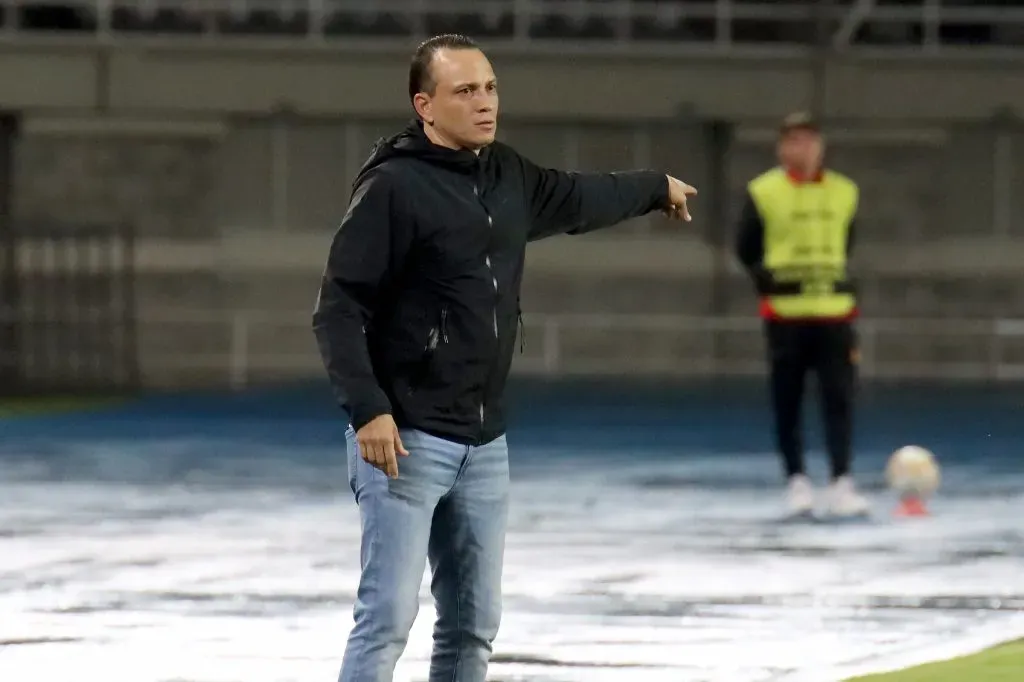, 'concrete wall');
15,125,218,238
16,114,1024,274
17,115,1024,241
3,39,1024,122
